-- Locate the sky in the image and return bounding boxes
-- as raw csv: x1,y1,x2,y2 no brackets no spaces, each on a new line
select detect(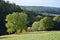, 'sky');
5,0,60,8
